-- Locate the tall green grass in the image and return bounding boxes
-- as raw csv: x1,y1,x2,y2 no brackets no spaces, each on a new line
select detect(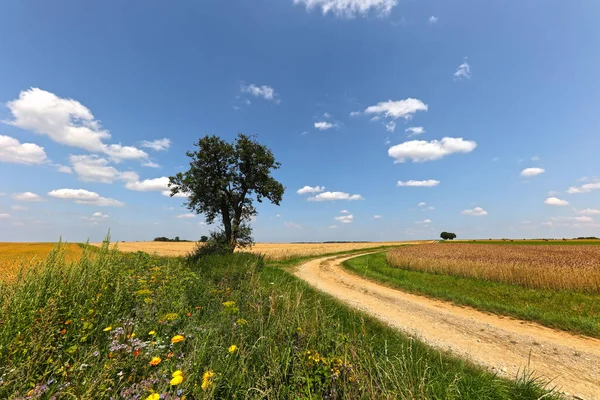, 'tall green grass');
0,242,556,399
